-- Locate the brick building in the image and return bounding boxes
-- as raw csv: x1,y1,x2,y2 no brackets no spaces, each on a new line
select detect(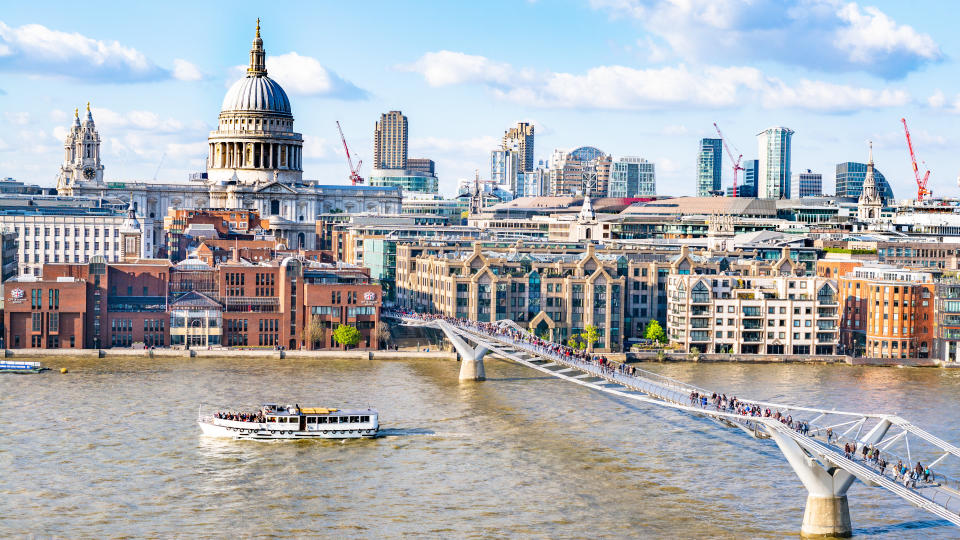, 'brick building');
4,256,380,351
836,264,934,358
